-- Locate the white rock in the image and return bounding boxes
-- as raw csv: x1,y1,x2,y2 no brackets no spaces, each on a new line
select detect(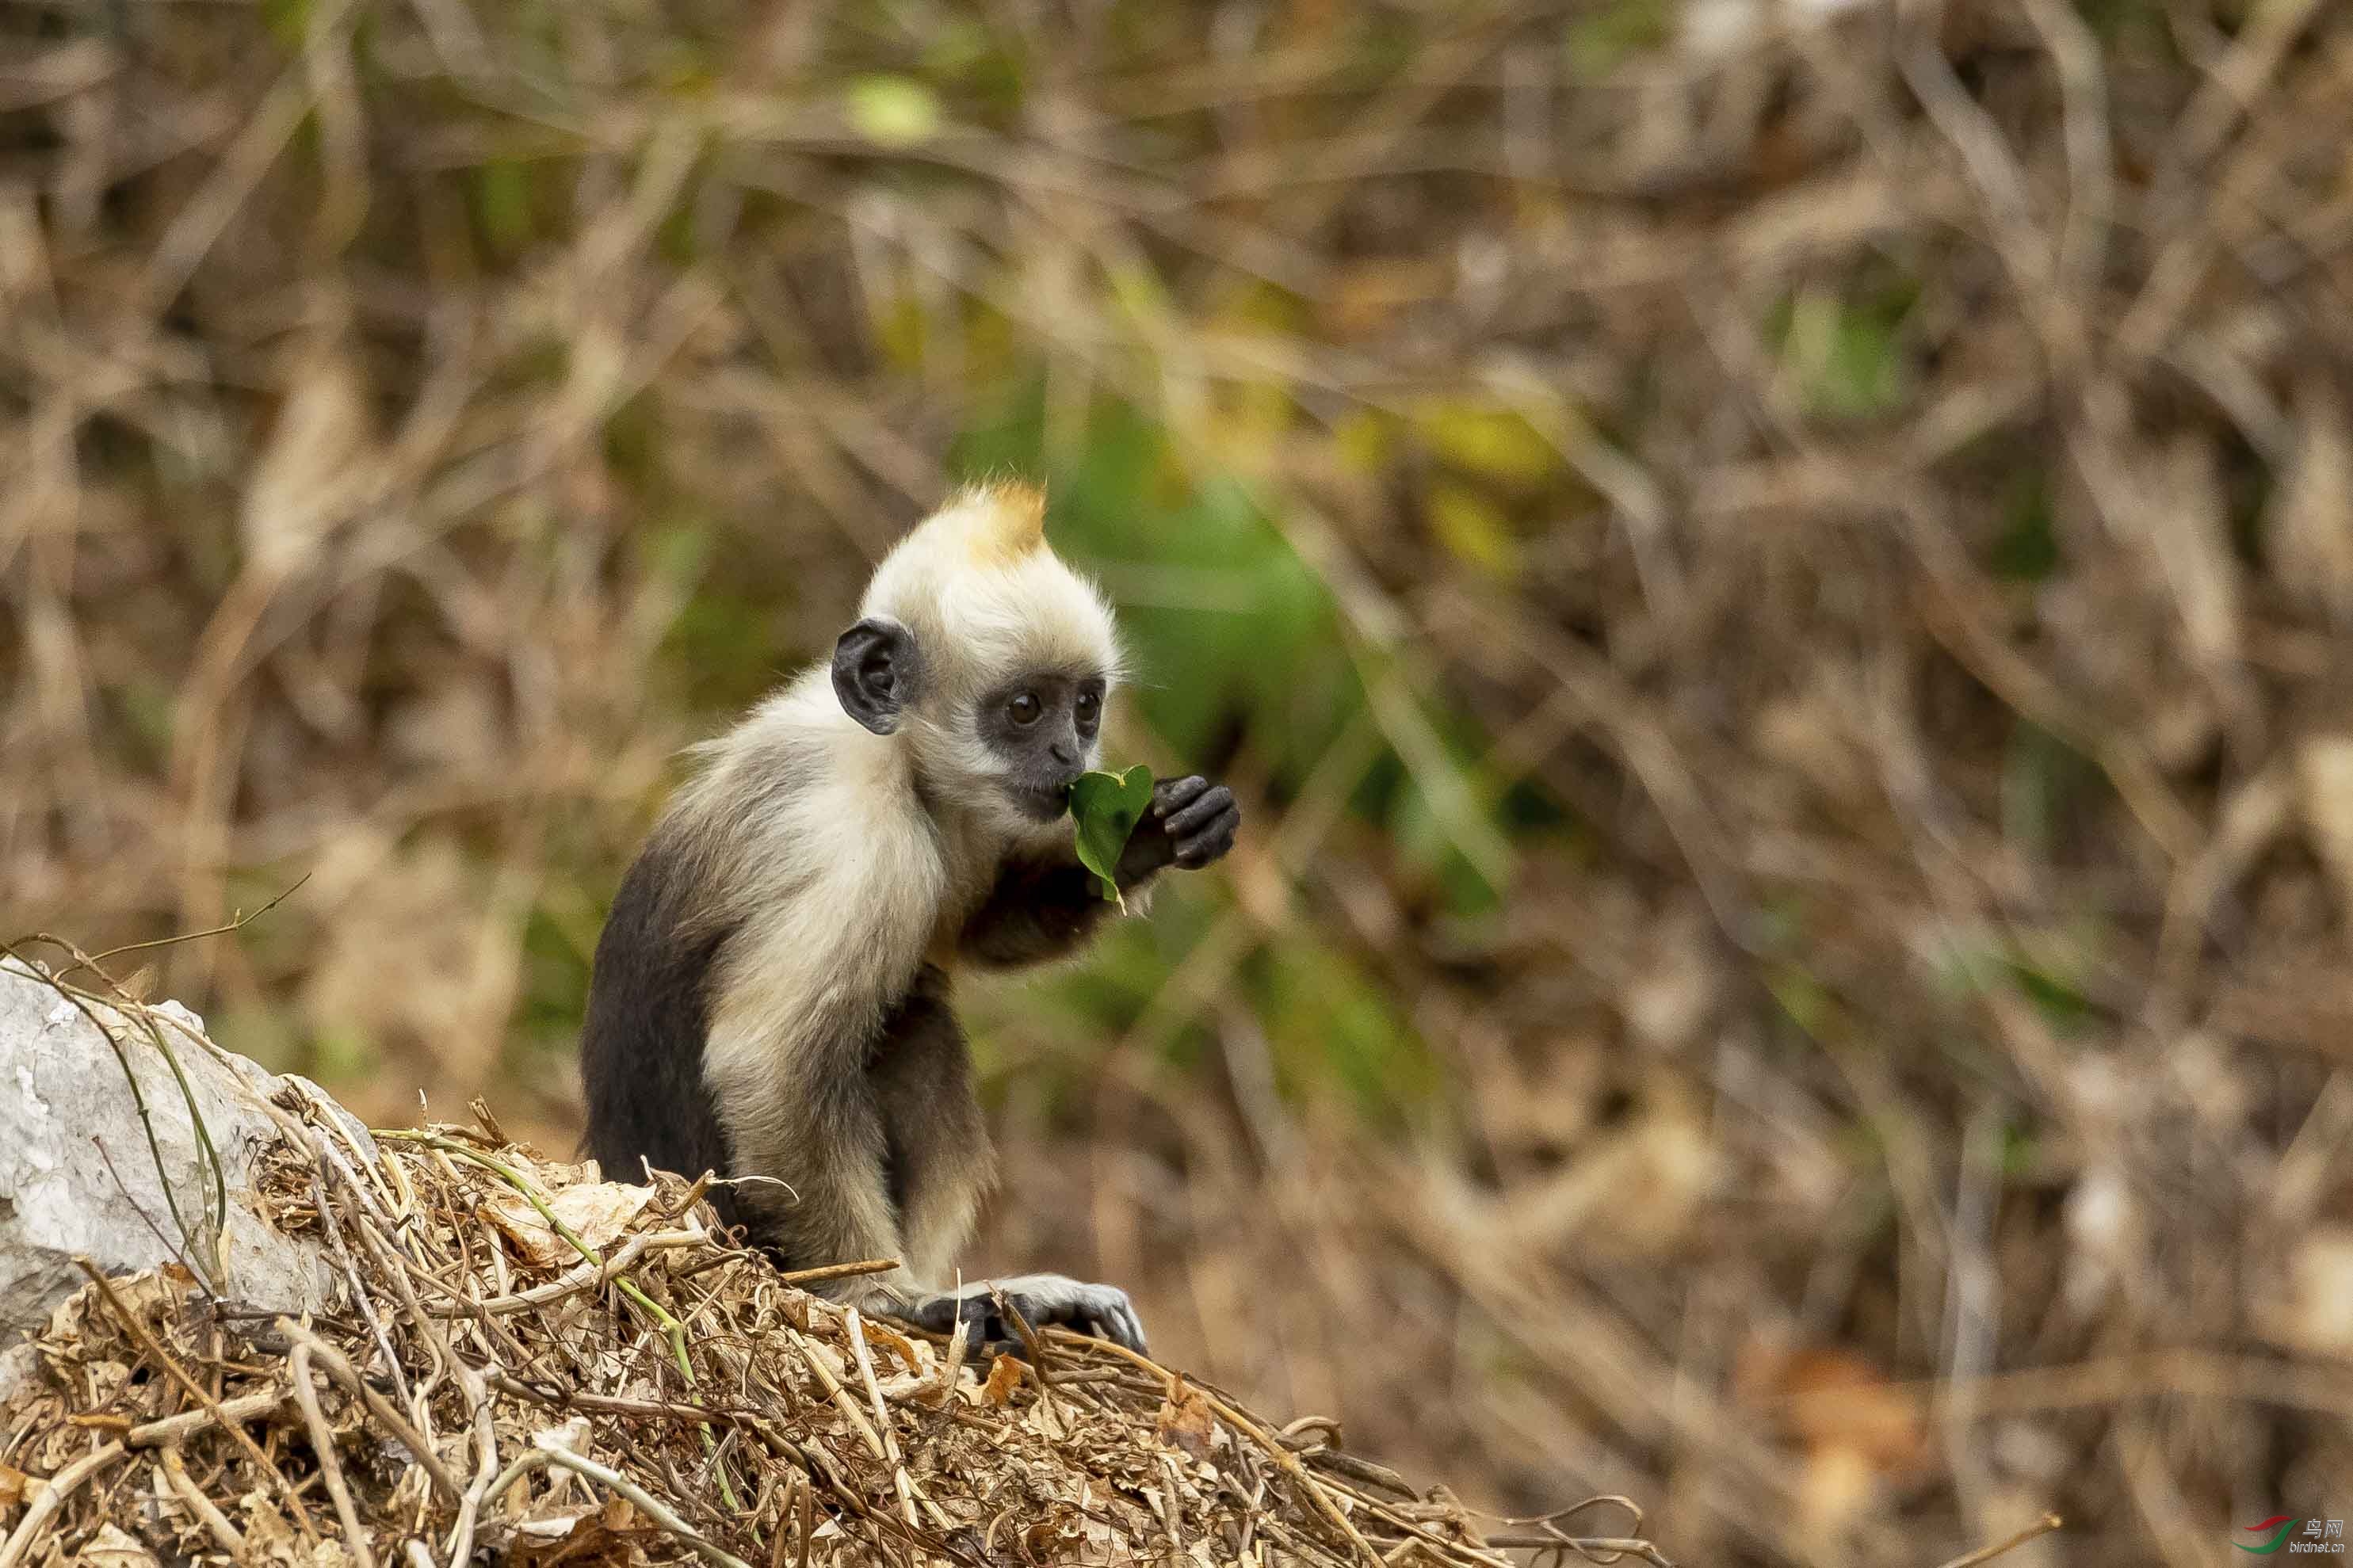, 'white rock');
0,958,356,1345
